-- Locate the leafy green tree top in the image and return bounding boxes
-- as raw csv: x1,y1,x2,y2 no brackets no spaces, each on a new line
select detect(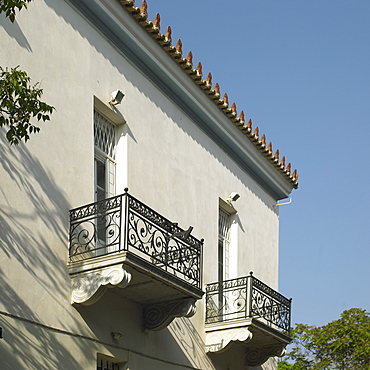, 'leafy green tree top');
279,308,370,370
